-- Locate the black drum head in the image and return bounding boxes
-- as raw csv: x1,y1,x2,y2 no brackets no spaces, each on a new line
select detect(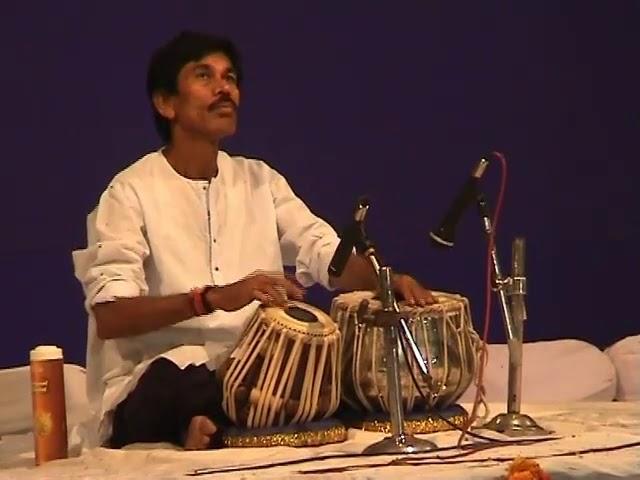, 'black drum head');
285,305,318,323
